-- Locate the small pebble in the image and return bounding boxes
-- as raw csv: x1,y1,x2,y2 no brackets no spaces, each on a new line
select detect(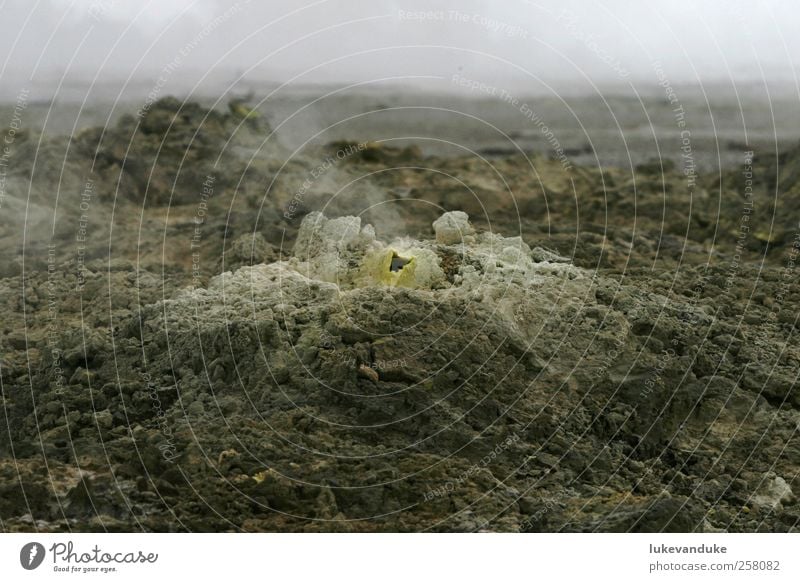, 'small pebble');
358,364,379,382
